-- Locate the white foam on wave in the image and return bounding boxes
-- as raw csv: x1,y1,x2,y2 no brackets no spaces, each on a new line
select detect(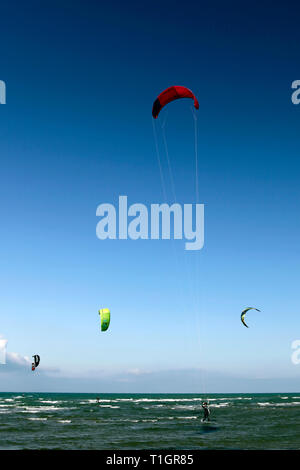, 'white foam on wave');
258,401,300,407
116,418,140,423
27,418,47,421
39,400,61,404
132,396,252,404
210,403,229,408
277,402,300,407
19,409,40,414
171,405,197,410
75,396,254,405
177,416,197,420
100,405,120,409
81,399,112,404
133,398,205,403
17,406,62,413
